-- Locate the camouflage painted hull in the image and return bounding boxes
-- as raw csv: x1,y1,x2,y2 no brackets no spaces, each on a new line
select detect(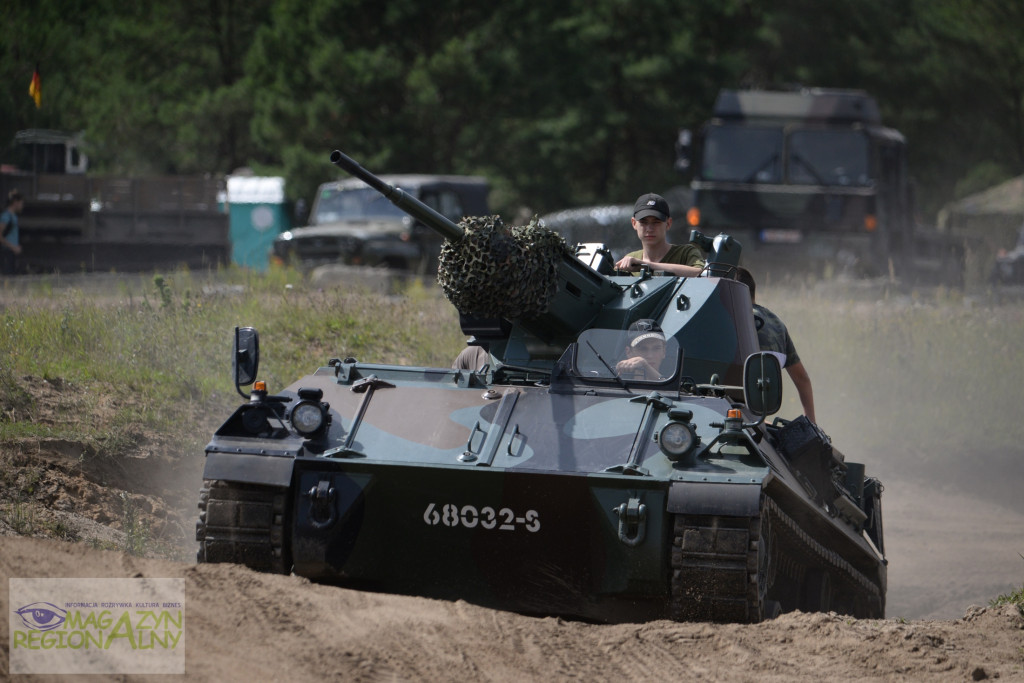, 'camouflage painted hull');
196,363,885,623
